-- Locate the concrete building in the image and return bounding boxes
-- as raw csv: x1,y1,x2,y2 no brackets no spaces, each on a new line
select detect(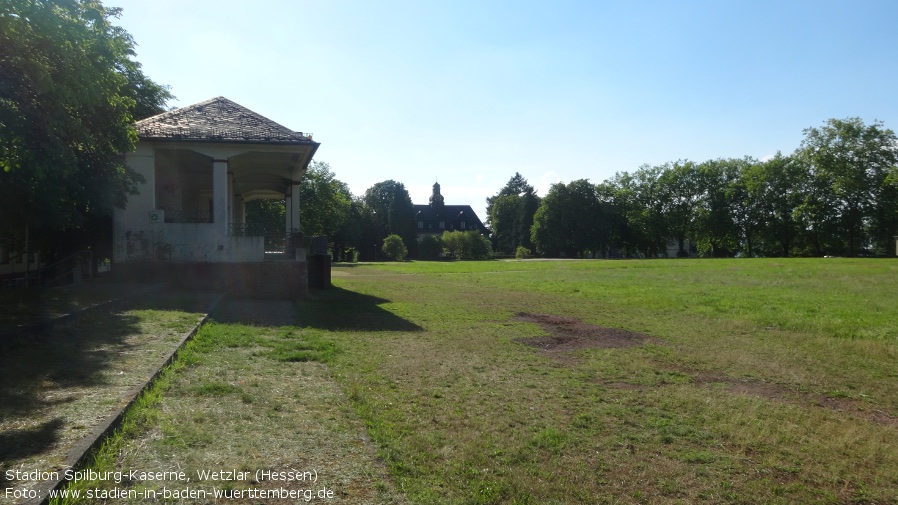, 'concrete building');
114,97,320,296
